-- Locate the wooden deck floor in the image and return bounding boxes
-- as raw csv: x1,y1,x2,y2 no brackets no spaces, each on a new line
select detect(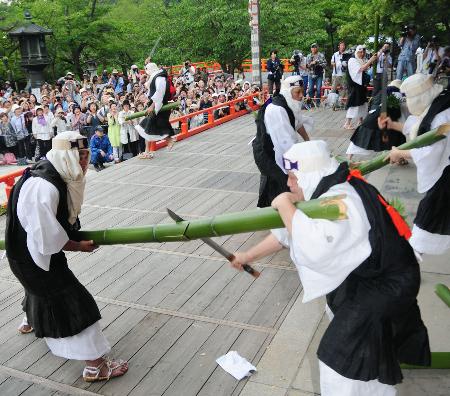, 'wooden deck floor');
0,109,349,396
